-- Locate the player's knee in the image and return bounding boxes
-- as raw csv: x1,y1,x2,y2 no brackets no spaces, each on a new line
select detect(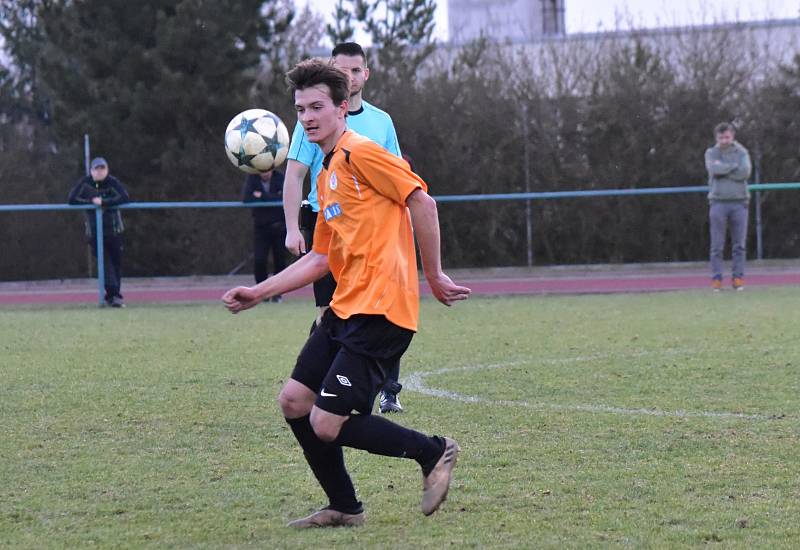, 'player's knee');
278,387,311,418
309,411,341,443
